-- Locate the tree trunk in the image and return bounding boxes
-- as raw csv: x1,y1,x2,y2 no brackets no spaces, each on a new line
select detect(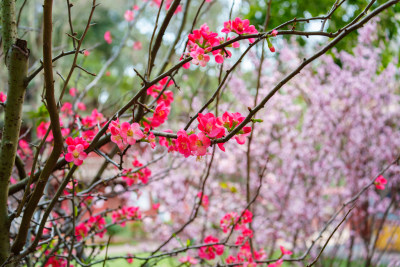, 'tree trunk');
0,0,29,265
